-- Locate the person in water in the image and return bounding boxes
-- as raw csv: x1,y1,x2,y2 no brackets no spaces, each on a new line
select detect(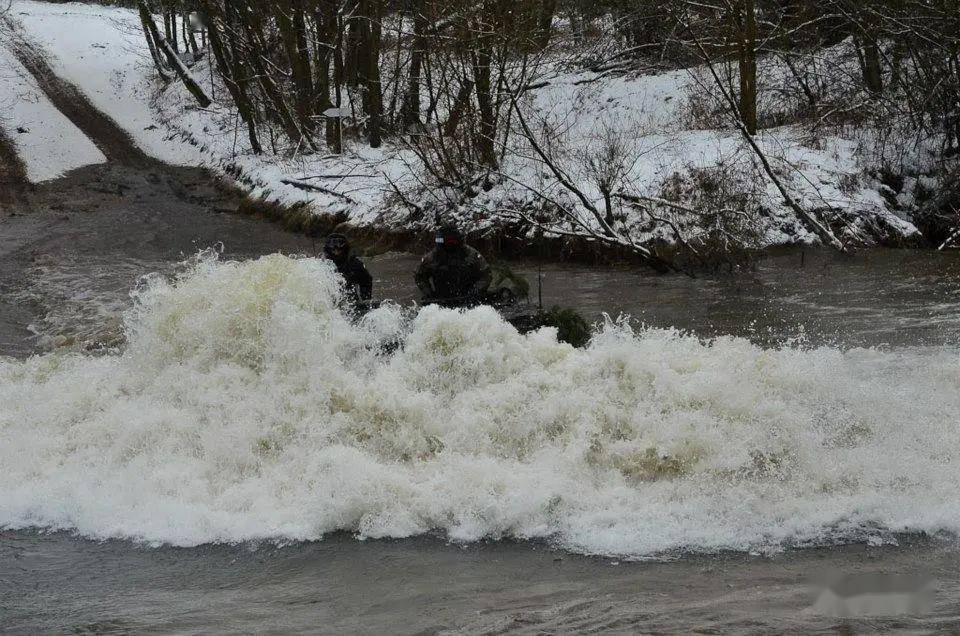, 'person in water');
323,233,373,303
415,225,492,304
